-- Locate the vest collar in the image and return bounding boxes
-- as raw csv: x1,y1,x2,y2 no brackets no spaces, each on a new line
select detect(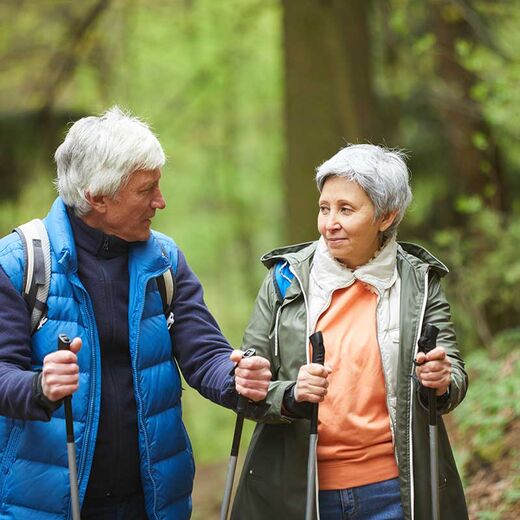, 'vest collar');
44,198,169,276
